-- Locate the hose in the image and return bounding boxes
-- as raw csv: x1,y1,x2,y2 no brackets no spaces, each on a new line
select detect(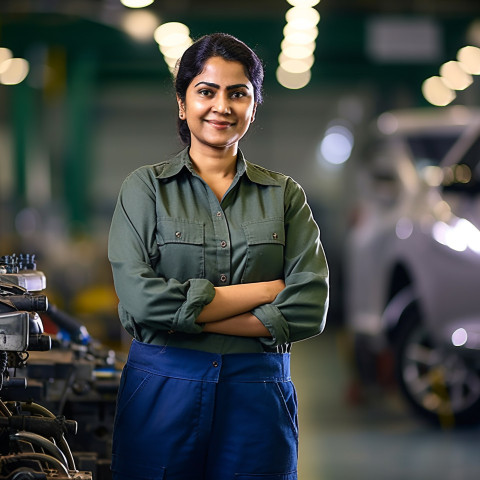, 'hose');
0,453,70,477
4,401,77,471
10,431,69,468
